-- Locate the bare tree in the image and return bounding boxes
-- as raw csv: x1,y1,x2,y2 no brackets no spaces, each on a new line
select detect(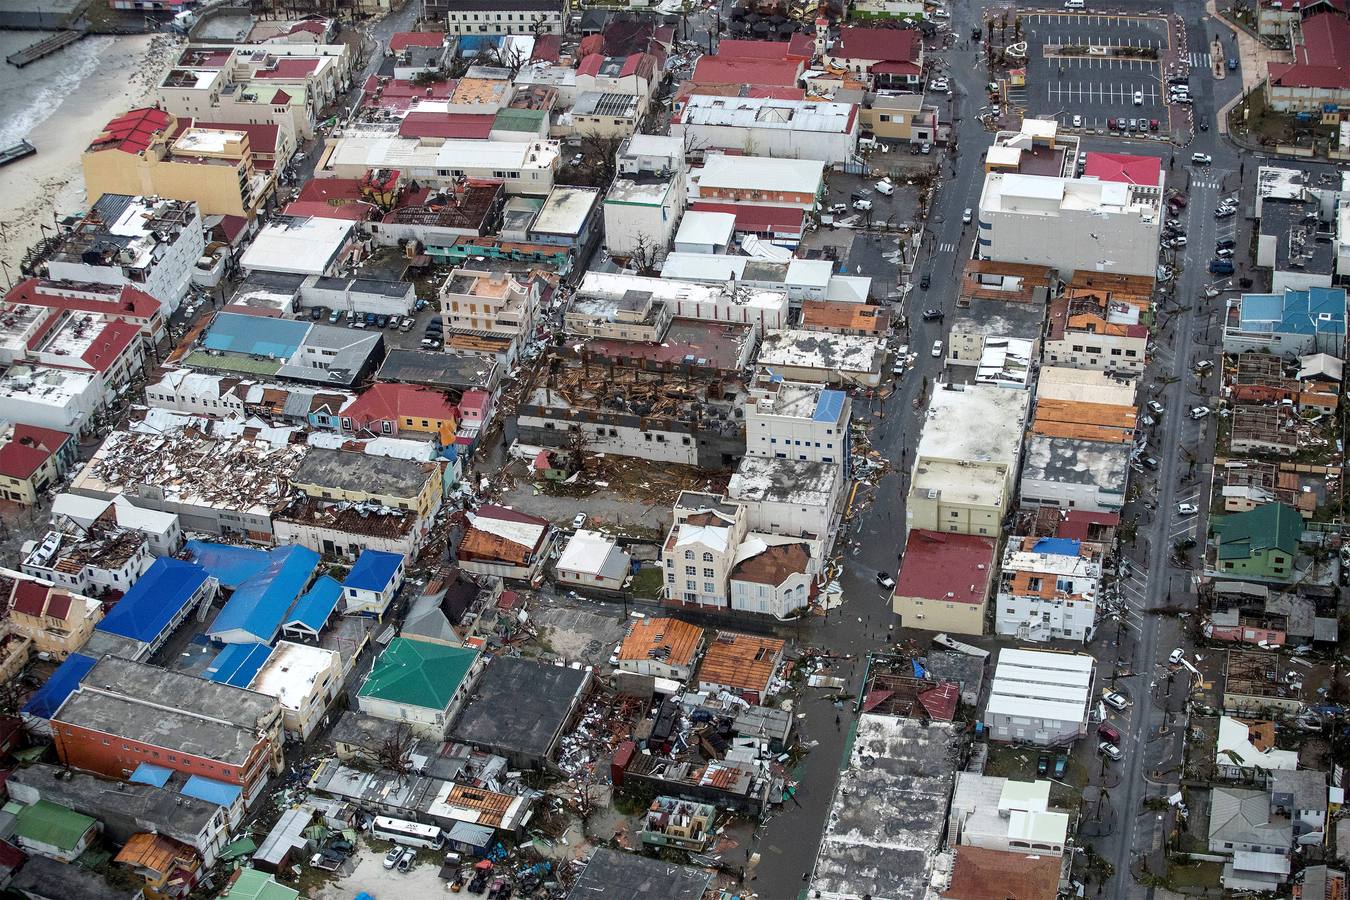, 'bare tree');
377,723,416,780
491,42,526,78
576,131,627,187
627,232,662,276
